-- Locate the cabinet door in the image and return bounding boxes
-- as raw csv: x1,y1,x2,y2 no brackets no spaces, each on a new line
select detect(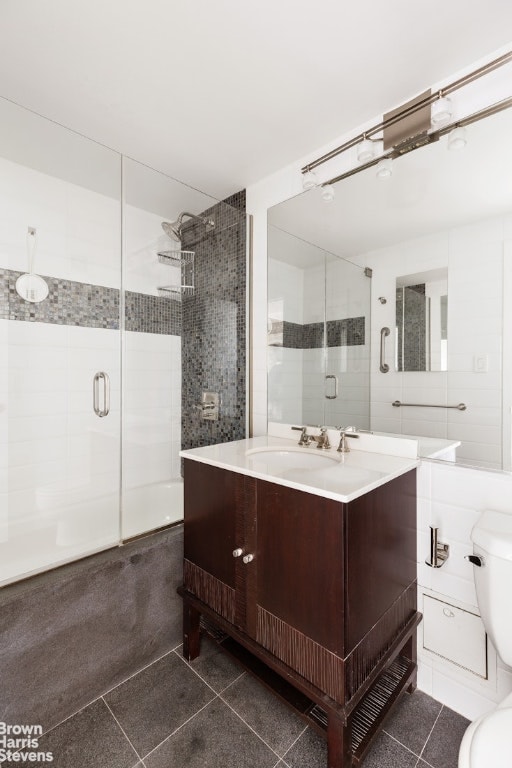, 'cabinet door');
254,480,345,656
183,461,243,624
